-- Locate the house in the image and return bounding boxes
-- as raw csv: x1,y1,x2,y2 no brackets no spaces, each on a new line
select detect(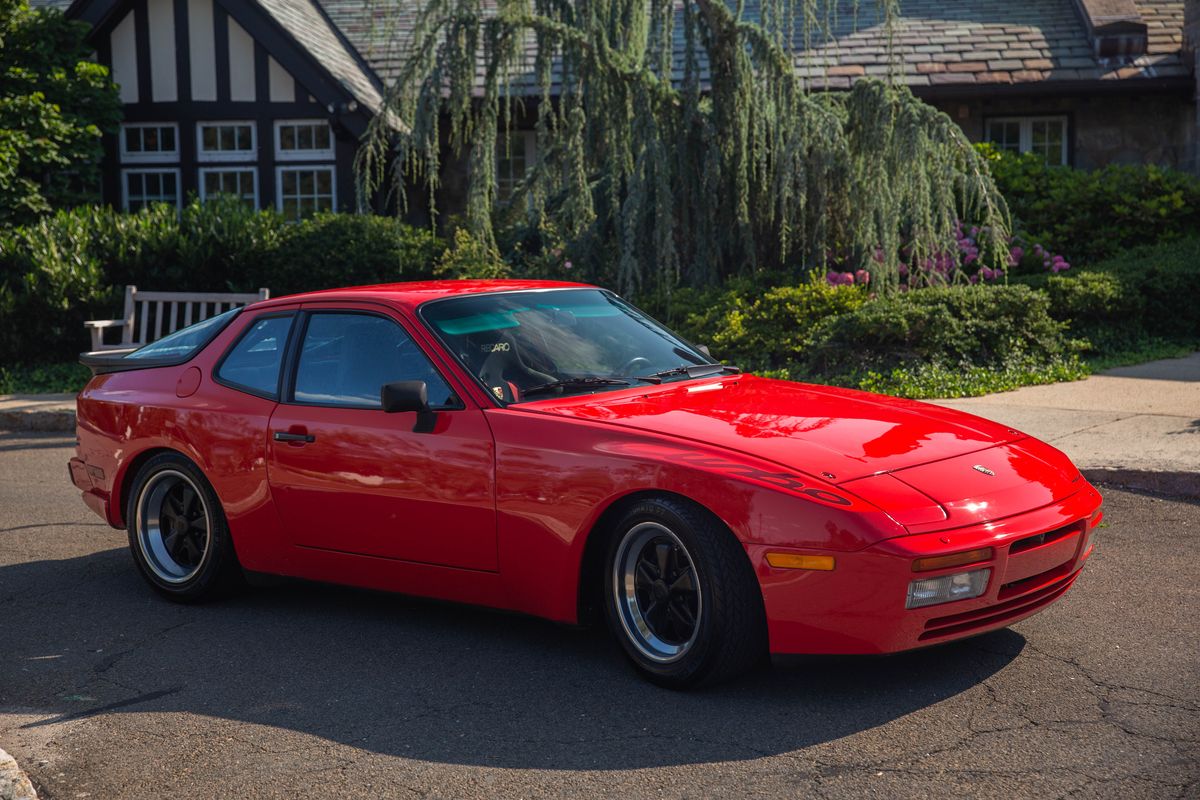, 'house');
38,0,1198,220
